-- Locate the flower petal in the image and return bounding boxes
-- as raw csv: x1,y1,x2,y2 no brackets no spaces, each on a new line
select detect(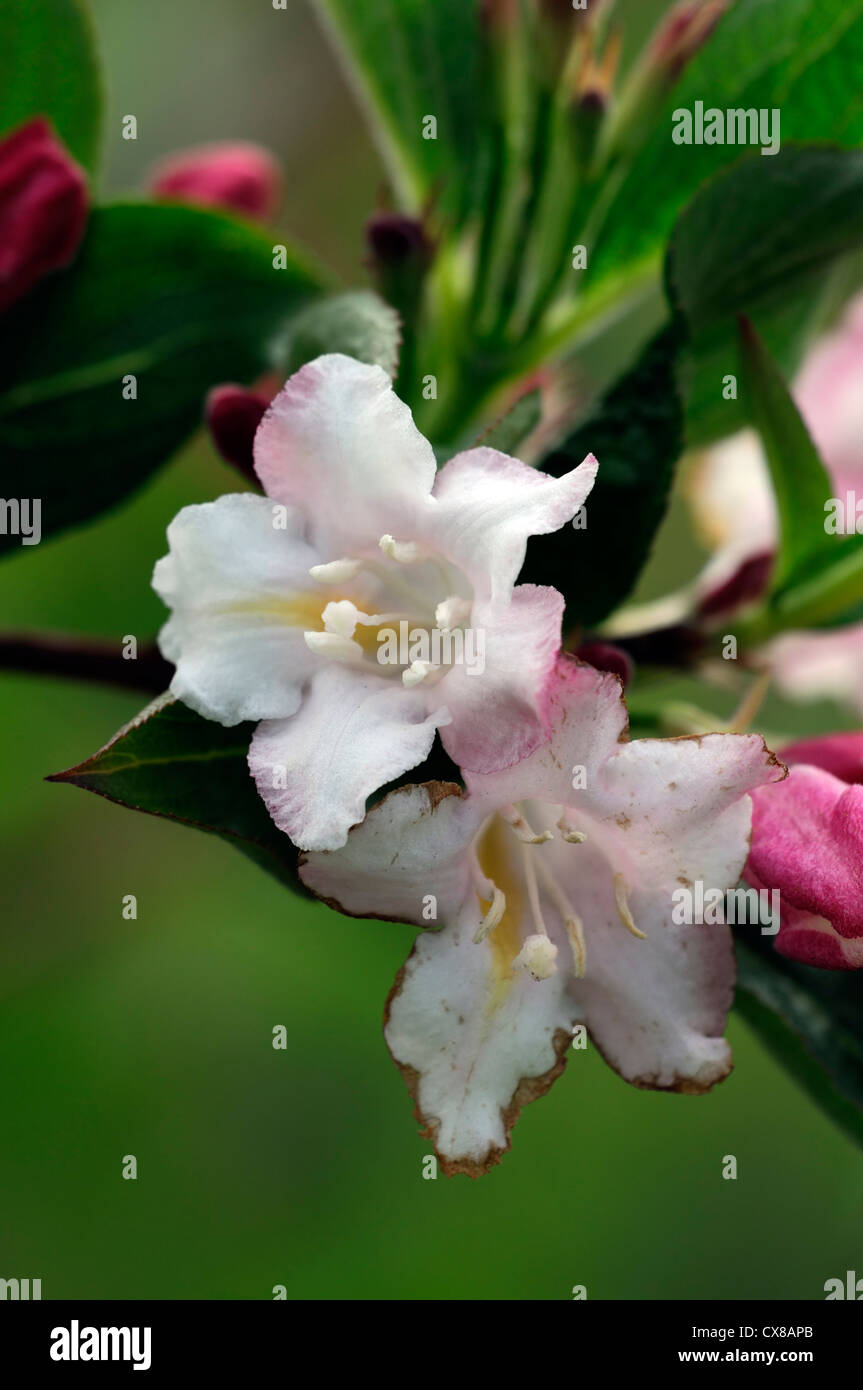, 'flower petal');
439,584,564,774
153,493,321,725
428,446,598,602
300,781,476,925
253,354,437,555
385,921,579,1176
746,765,863,966
558,839,736,1091
248,664,449,851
